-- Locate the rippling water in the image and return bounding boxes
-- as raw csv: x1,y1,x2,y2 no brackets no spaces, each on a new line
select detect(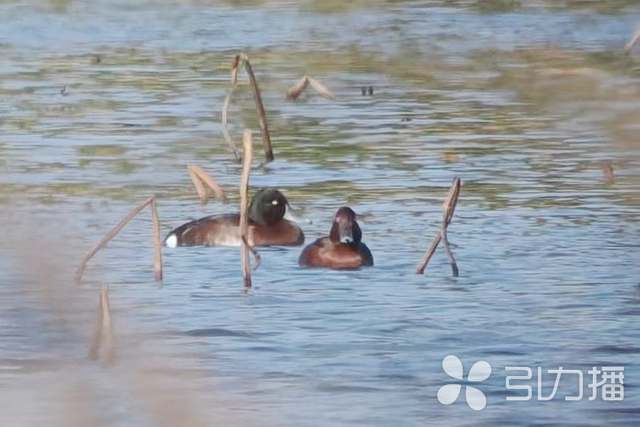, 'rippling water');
1,0,639,426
